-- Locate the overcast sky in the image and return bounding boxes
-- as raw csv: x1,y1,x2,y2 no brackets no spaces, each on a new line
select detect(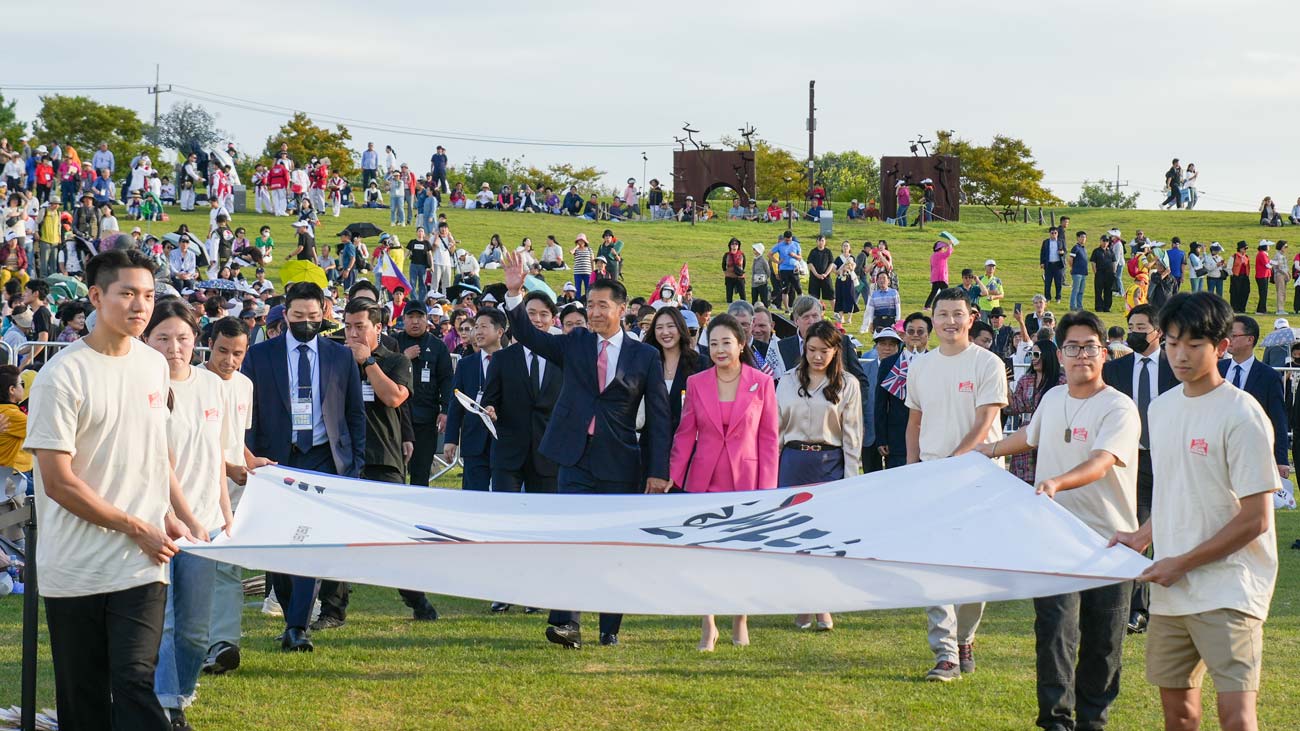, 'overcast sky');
7,0,1296,212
